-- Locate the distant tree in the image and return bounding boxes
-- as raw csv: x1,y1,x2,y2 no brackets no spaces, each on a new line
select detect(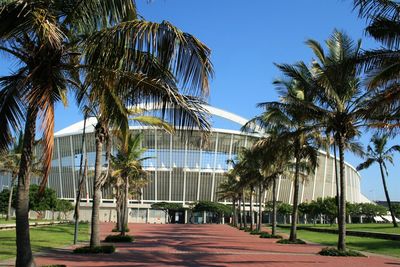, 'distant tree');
277,203,292,224
151,202,183,223
12,185,58,219
55,199,74,220
357,134,399,227
319,197,338,225
193,201,232,224
393,204,400,218
359,203,387,222
0,188,10,215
